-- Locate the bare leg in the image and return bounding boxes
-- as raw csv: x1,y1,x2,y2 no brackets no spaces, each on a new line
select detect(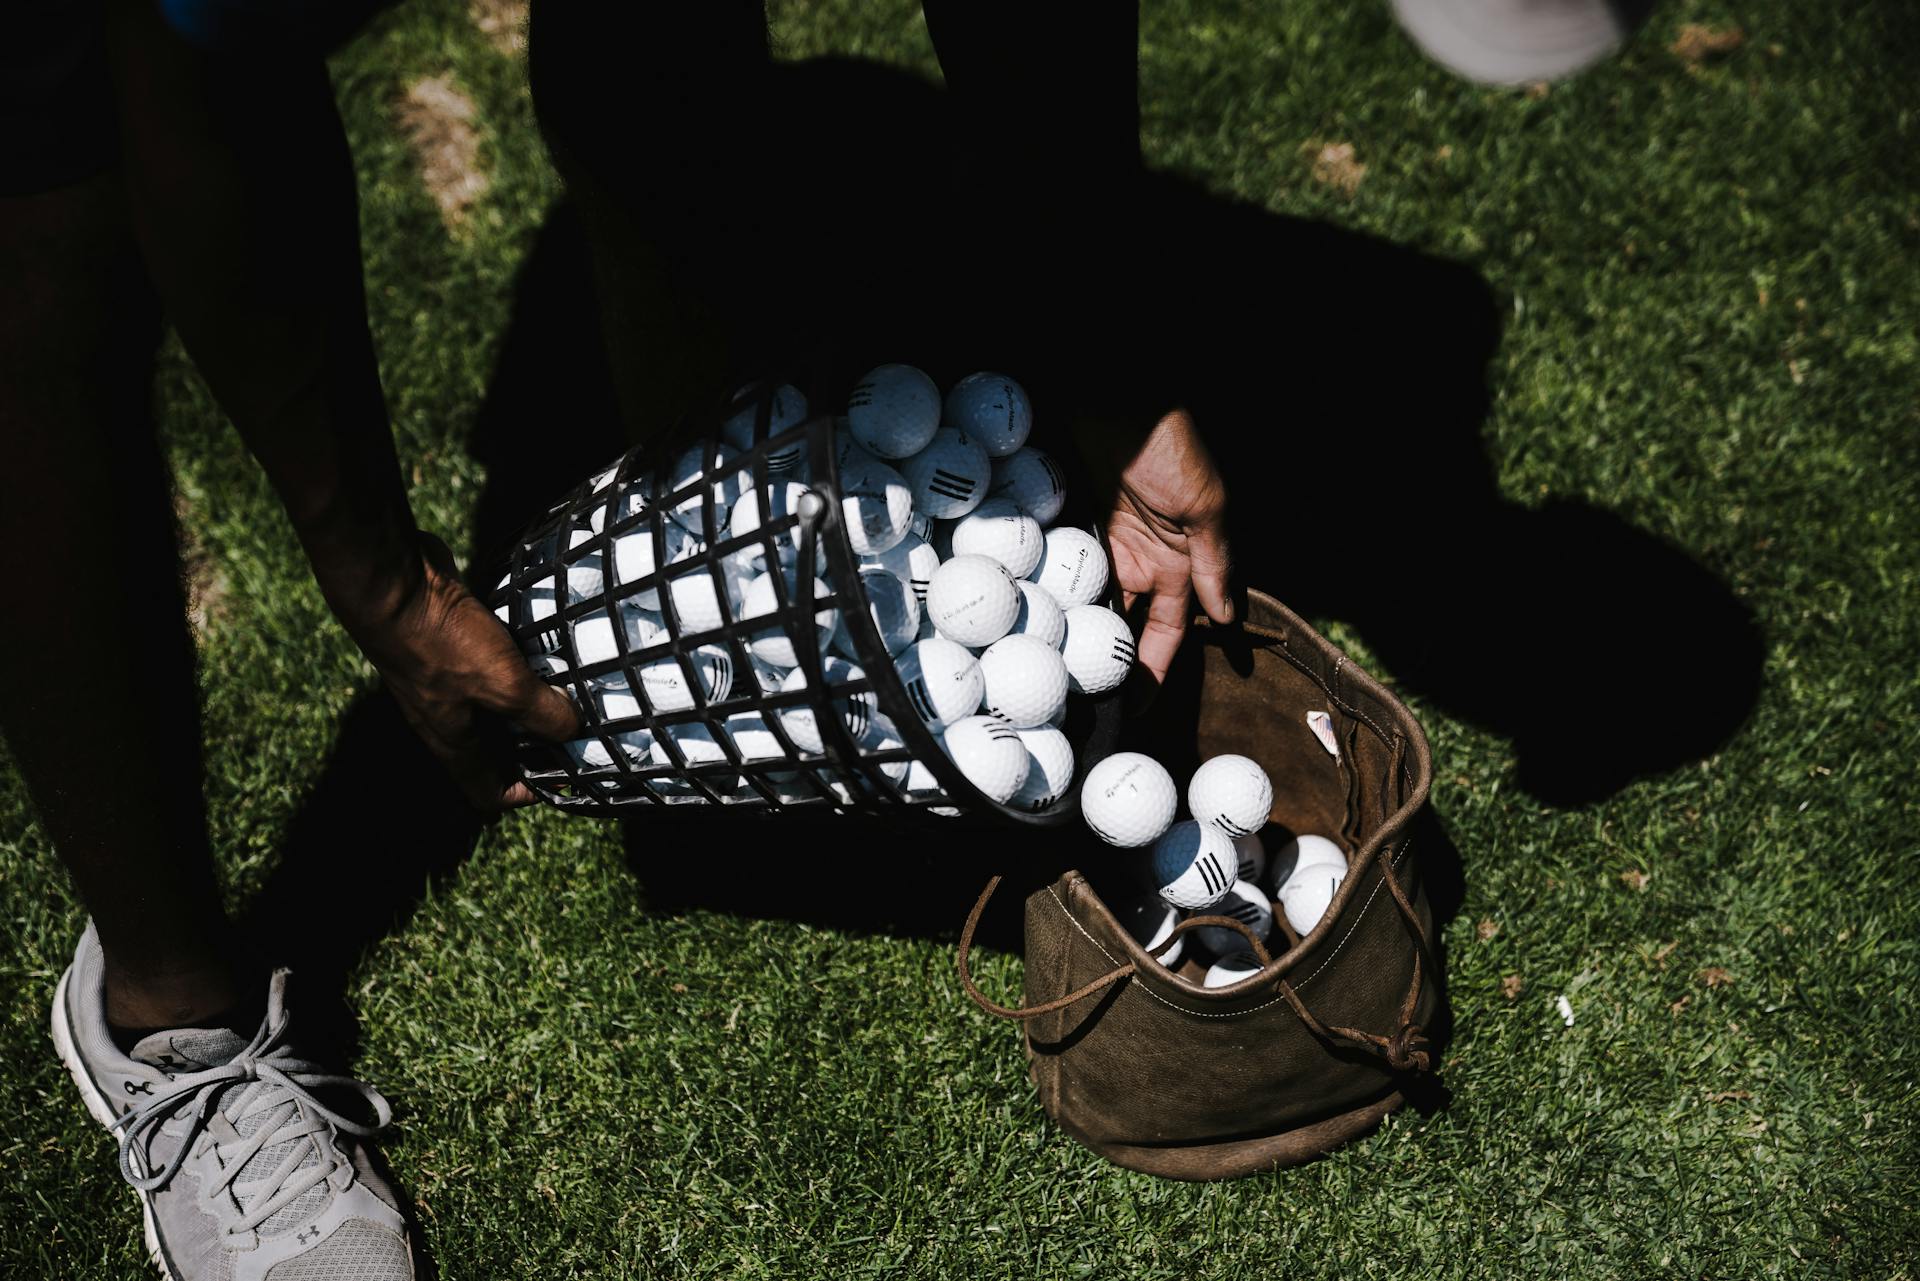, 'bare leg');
0,175,239,1031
